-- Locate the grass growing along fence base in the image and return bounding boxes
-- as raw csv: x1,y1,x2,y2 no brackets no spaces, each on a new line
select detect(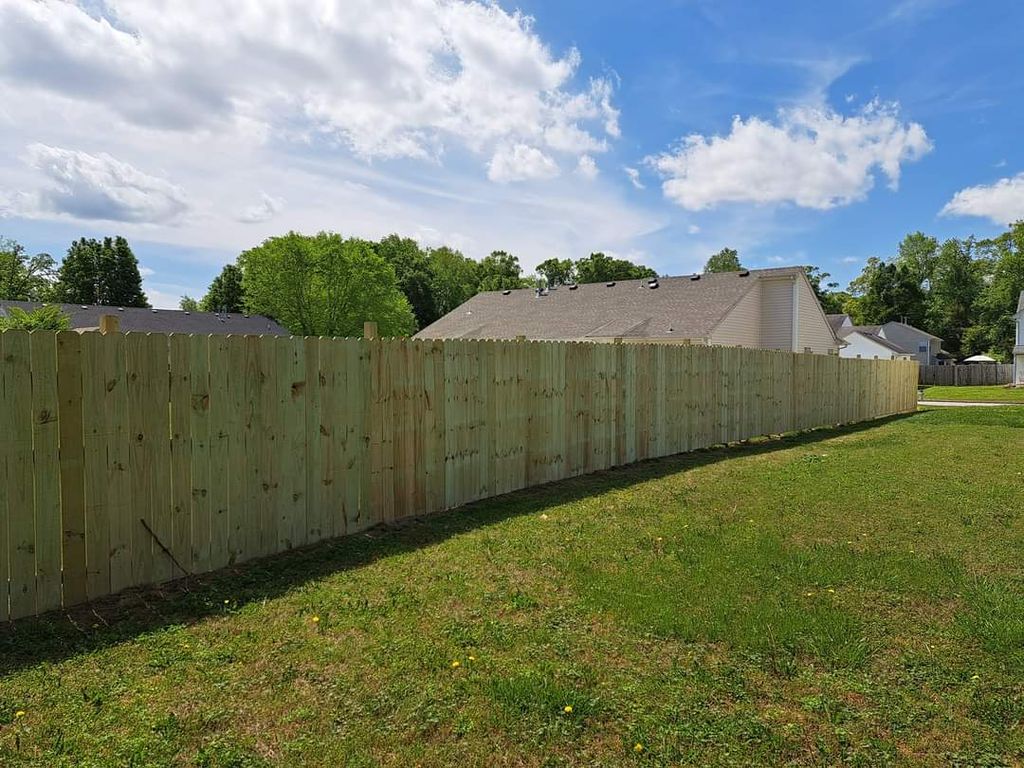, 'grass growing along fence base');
0,331,918,622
